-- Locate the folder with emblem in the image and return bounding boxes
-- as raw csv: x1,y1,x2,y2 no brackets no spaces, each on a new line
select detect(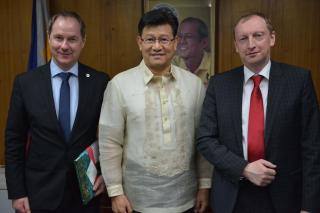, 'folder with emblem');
74,141,99,205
